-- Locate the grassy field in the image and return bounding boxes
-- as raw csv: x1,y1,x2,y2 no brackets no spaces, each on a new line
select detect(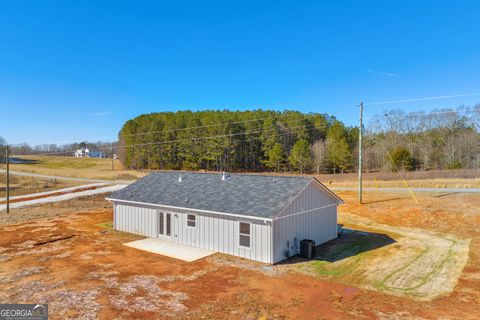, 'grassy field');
0,155,146,181
315,169,480,189
2,155,480,188
0,173,84,197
